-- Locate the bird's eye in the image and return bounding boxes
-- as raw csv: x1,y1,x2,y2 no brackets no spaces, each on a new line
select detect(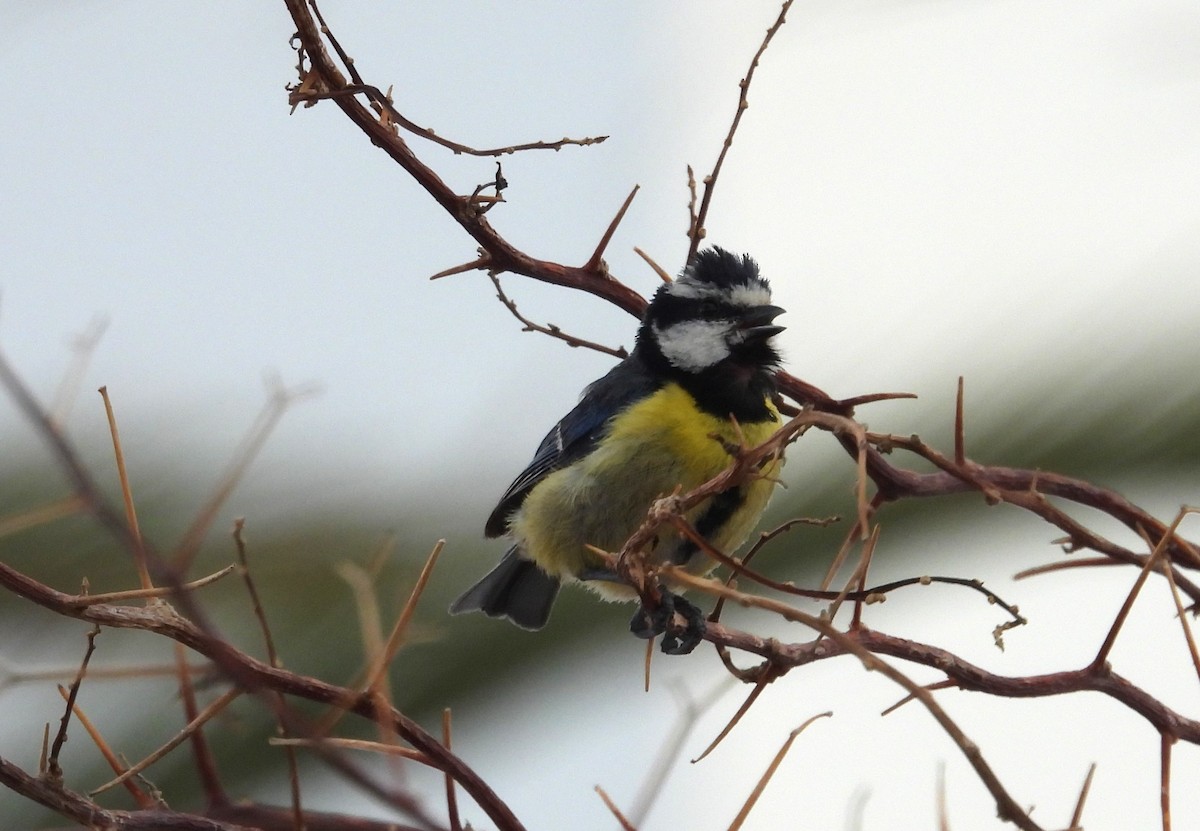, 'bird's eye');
699,299,724,319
